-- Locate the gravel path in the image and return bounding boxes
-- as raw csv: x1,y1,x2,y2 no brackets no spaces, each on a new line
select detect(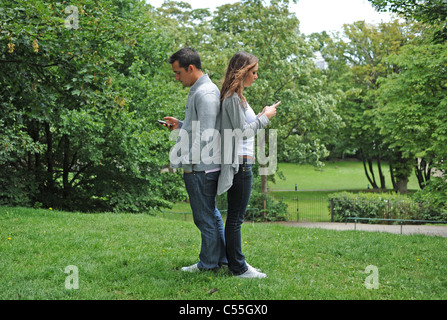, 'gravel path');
278,221,447,238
